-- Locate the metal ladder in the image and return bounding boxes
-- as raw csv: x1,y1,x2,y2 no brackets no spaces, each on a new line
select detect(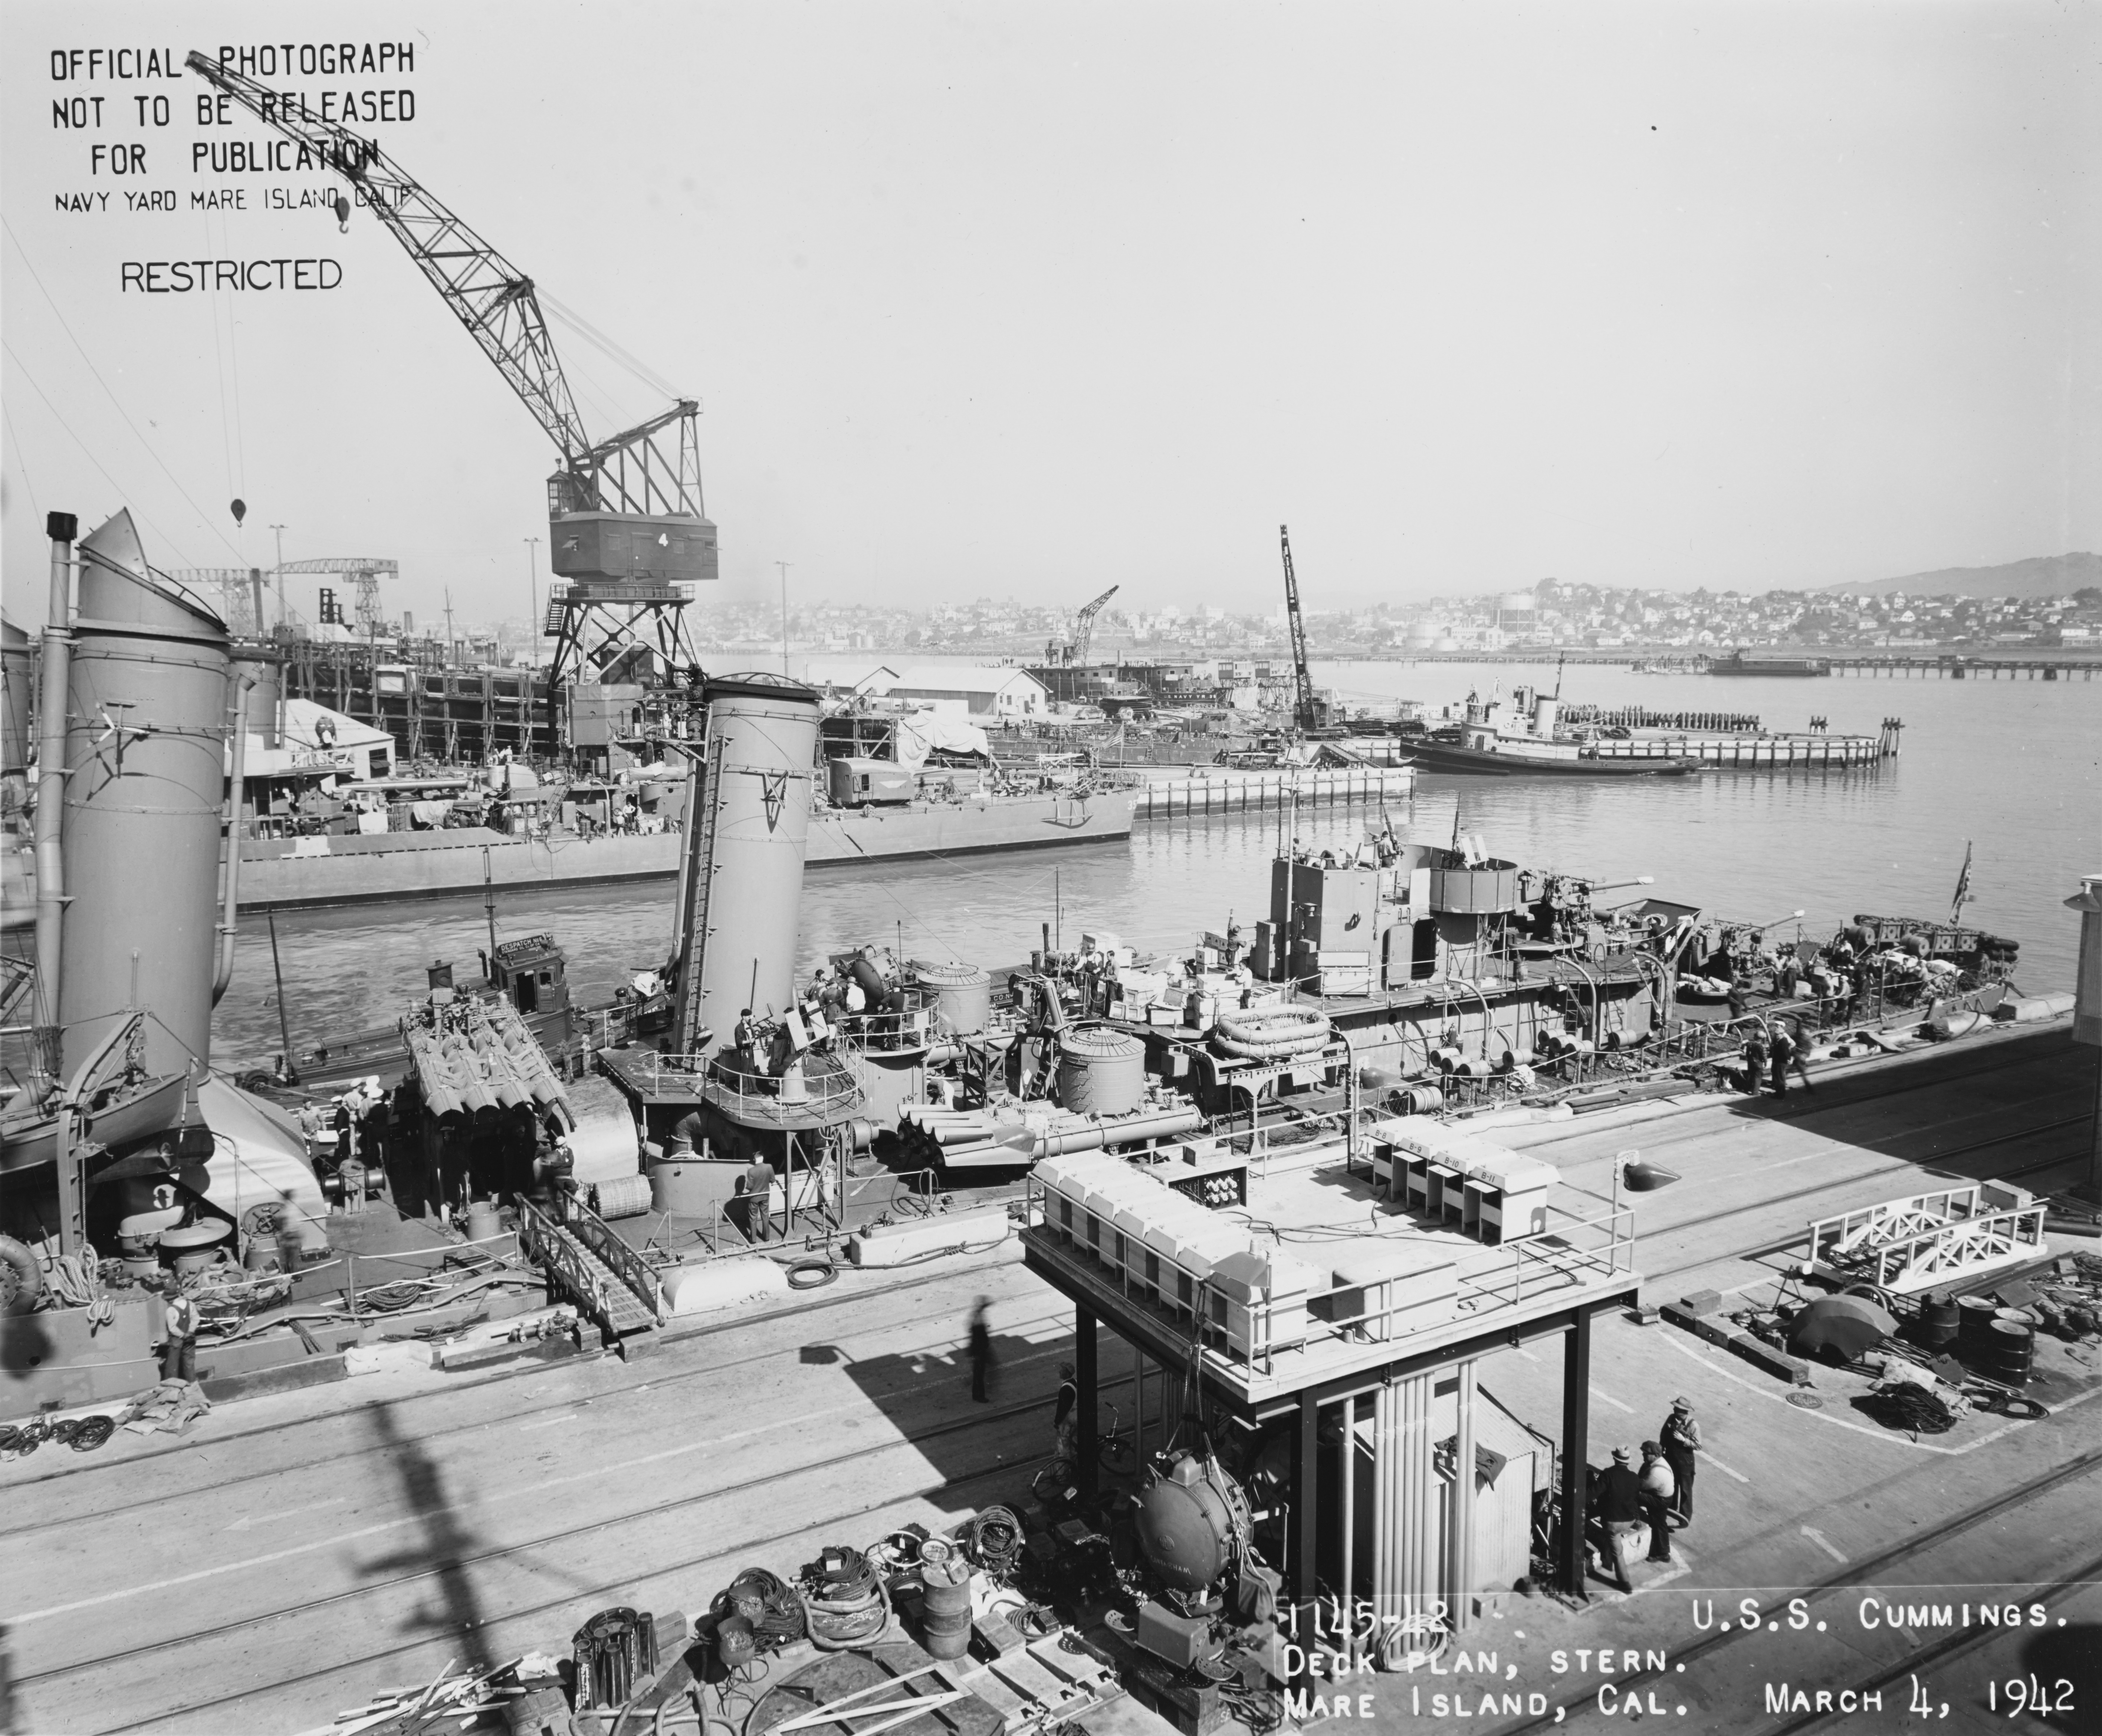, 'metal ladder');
669,739,723,1050
520,1196,663,1343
